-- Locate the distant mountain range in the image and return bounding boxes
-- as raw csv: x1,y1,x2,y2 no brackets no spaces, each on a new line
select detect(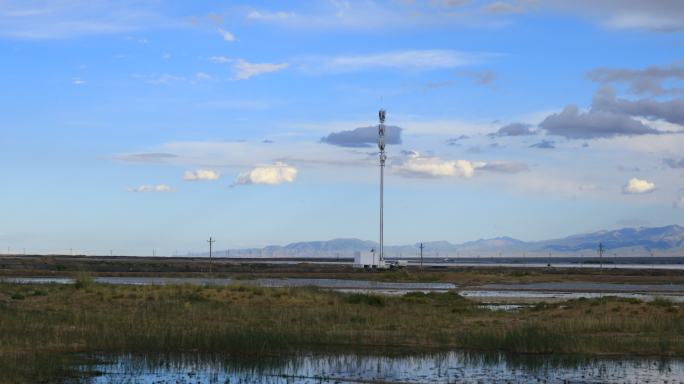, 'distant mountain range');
201,225,684,258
